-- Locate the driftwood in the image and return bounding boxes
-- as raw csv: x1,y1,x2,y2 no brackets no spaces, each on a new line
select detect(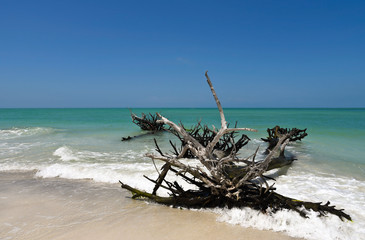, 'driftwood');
121,111,166,141
121,132,159,141
167,123,305,174
120,72,351,221
130,111,165,131
167,122,250,159
261,126,307,154
251,126,308,171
